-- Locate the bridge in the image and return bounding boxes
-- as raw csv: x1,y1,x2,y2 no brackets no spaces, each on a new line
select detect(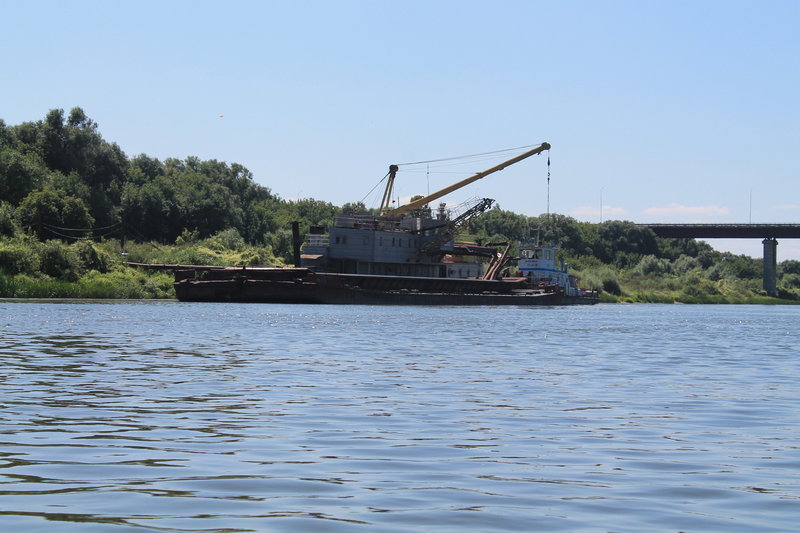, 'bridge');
640,224,800,296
